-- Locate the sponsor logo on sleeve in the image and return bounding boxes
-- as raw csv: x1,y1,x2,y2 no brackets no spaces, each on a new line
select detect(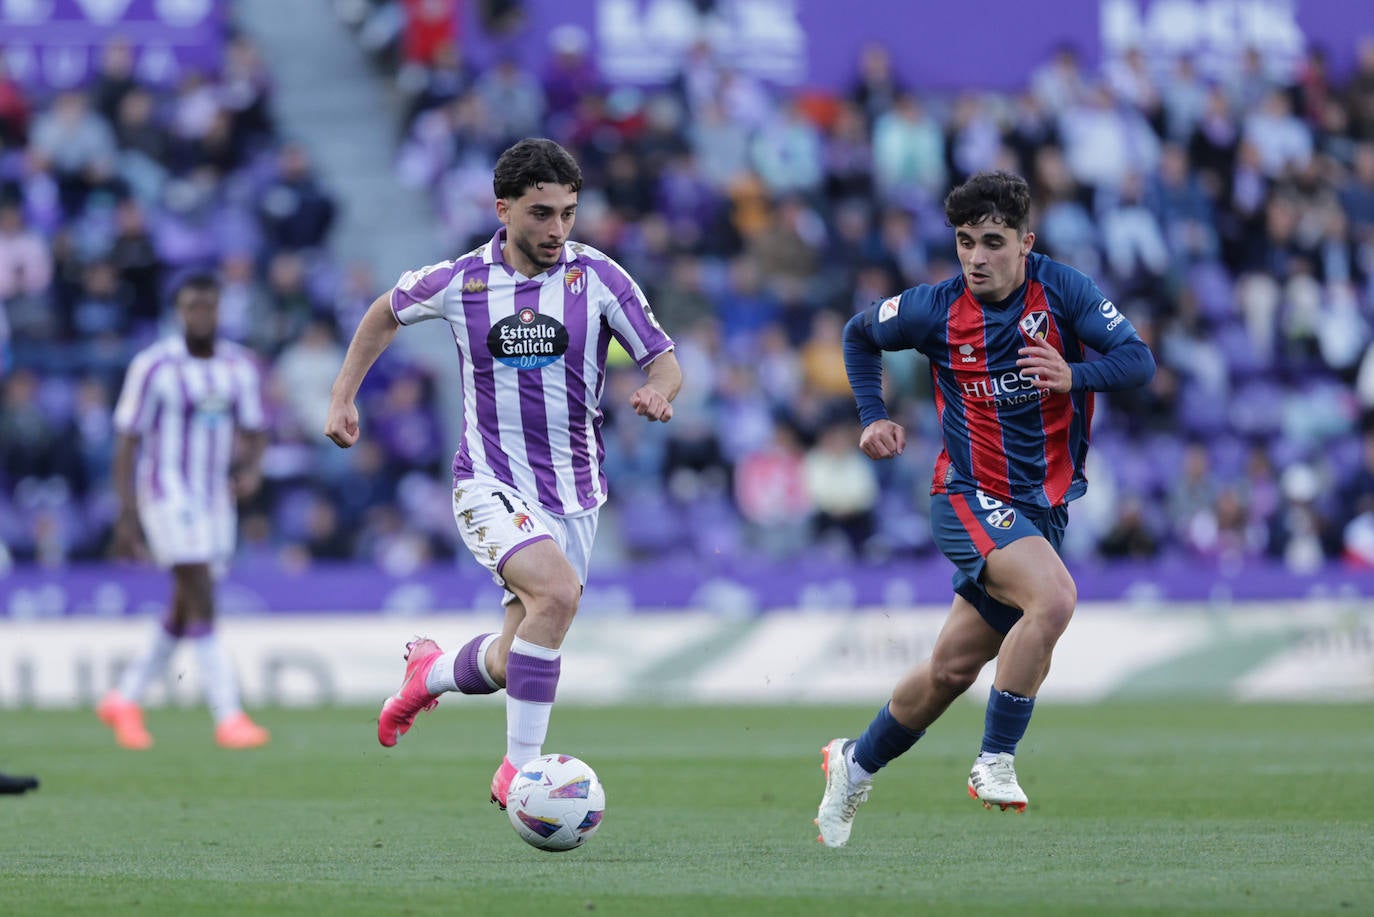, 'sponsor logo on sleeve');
878,296,900,323
397,263,440,292
1100,299,1125,330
